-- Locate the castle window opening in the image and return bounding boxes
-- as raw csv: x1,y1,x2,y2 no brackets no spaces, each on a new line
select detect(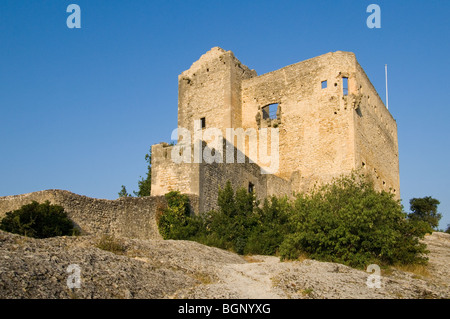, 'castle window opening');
262,103,279,120
321,80,327,89
200,117,206,129
248,182,254,193
343,77,349,96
